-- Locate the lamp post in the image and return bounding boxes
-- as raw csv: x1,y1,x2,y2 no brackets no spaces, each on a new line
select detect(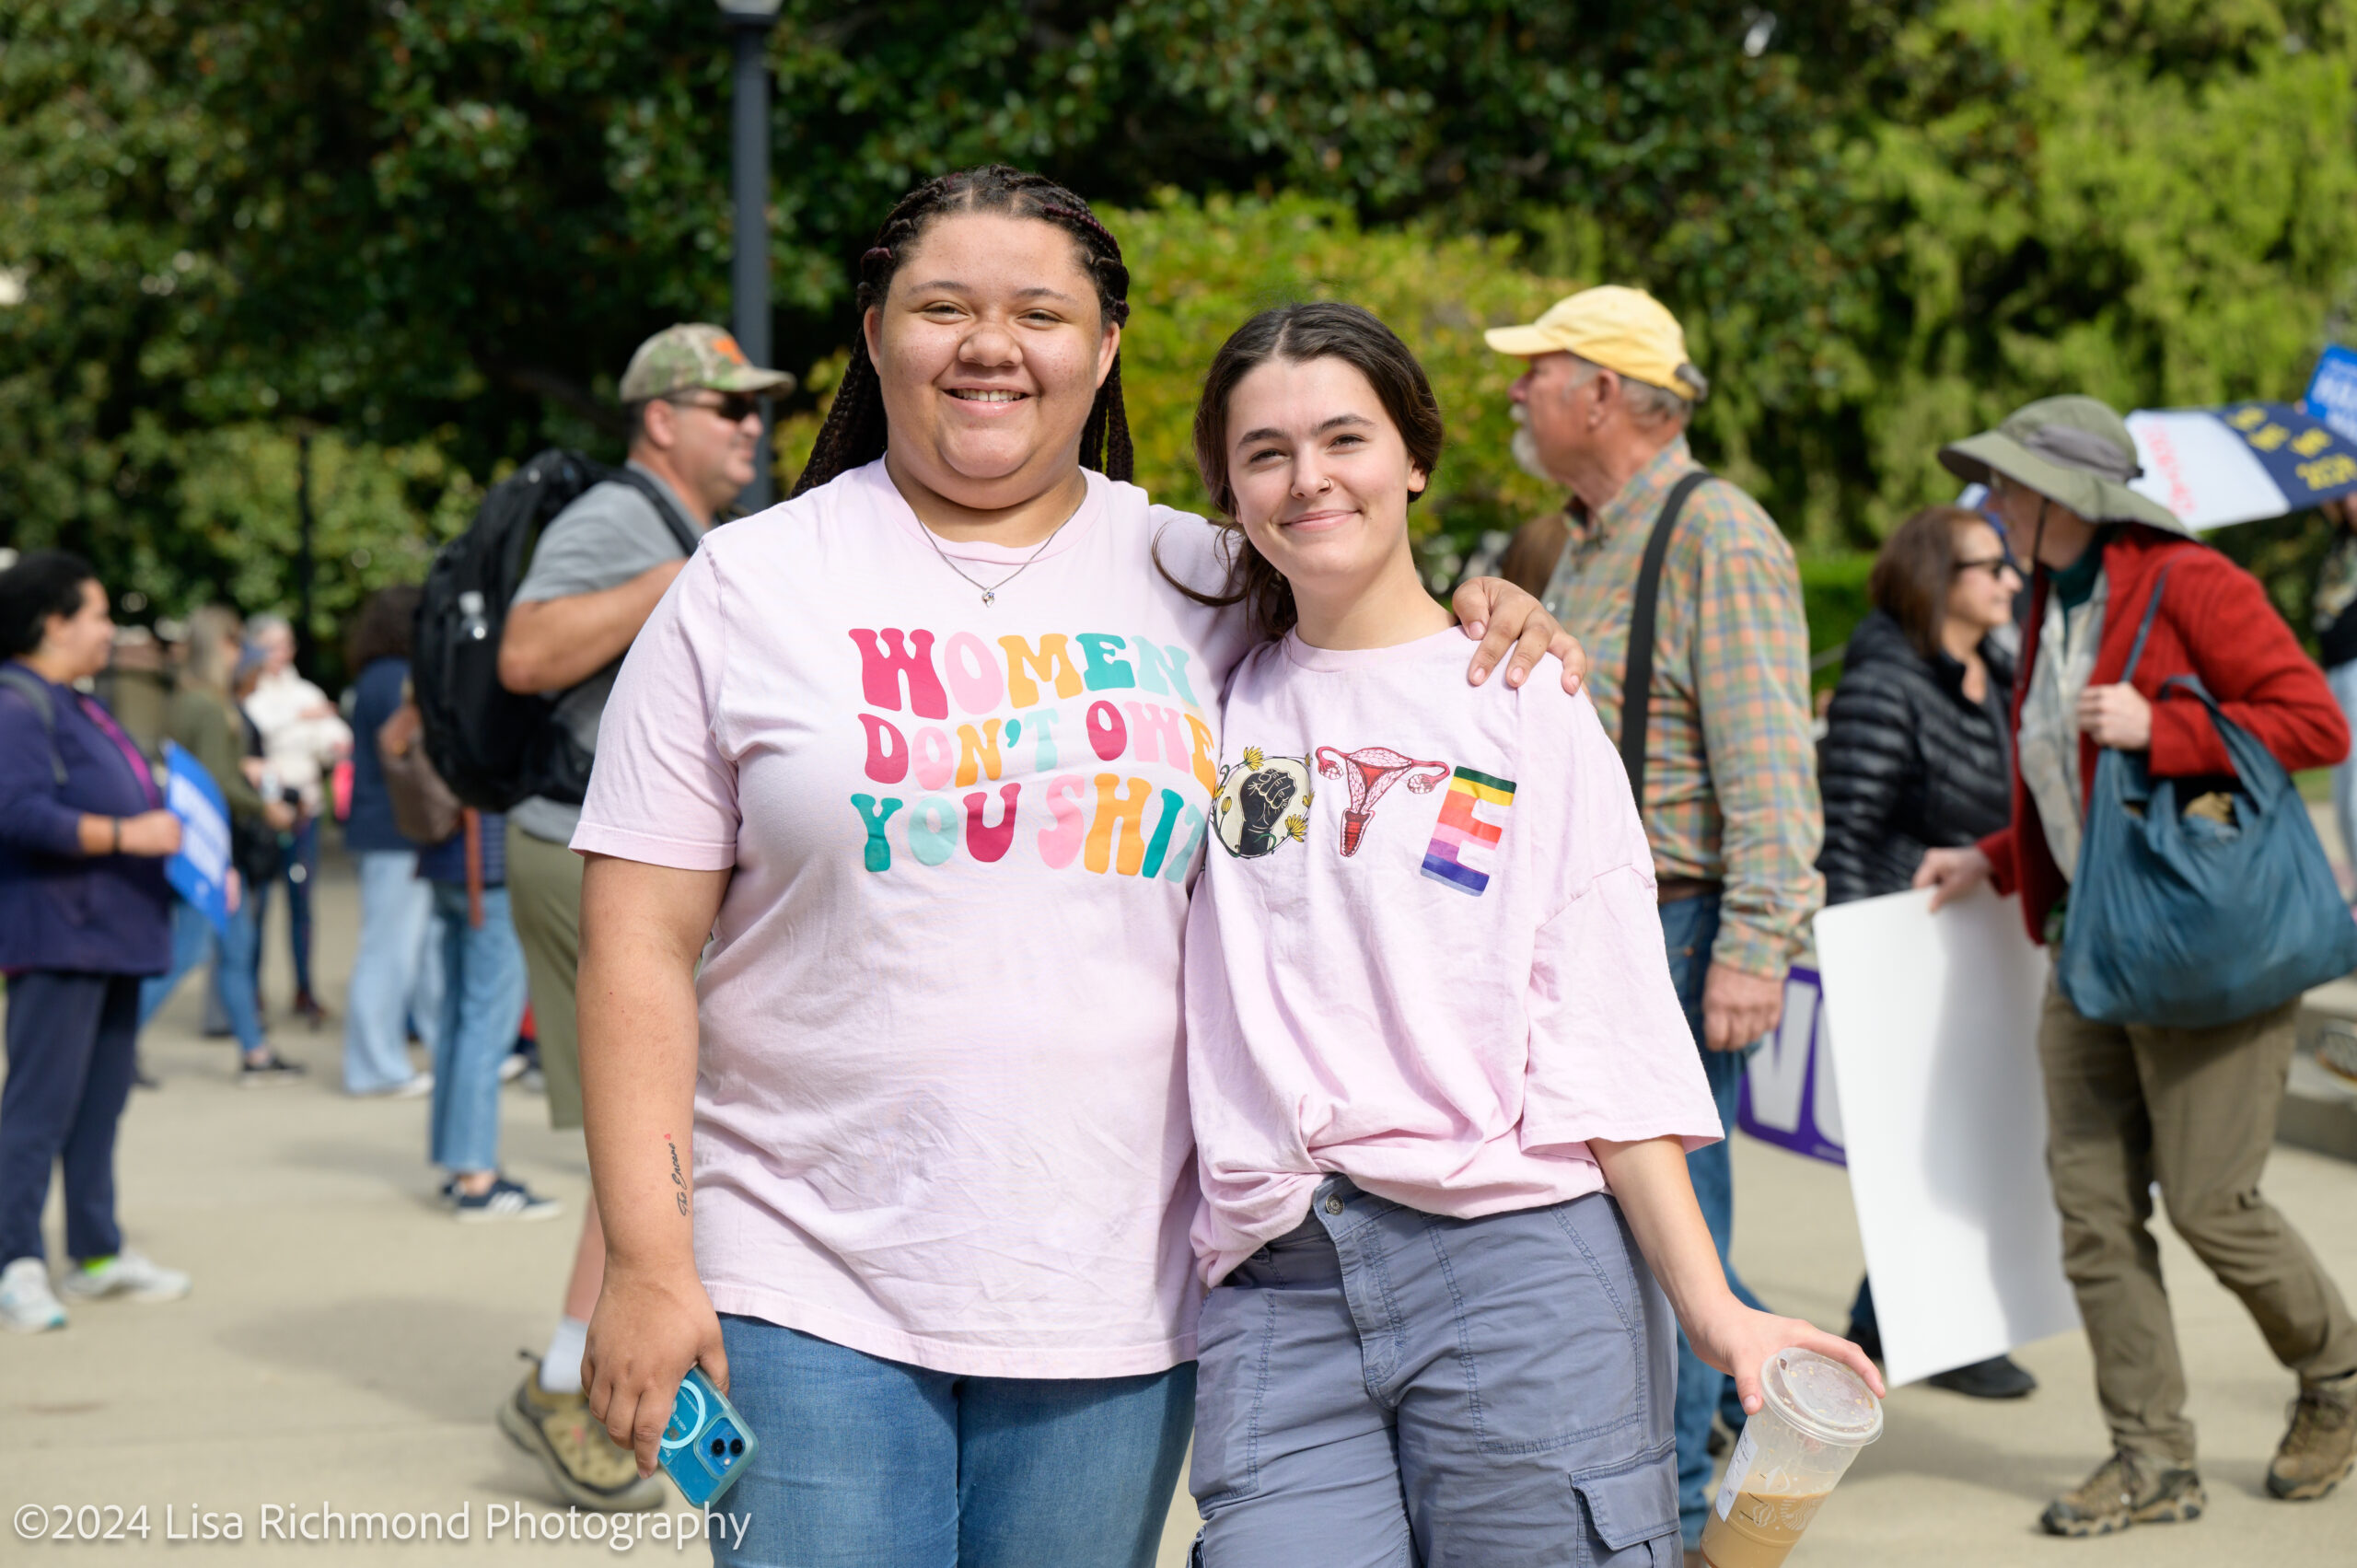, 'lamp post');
719,0,782,510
